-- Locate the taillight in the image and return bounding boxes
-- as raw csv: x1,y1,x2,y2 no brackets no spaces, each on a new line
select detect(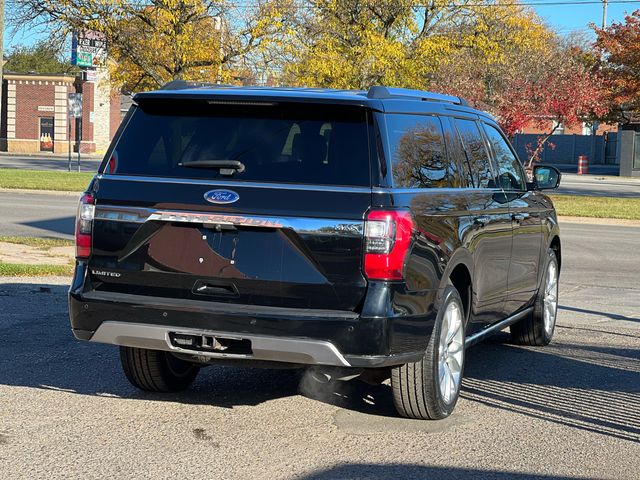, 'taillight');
364,210,414,280
106,151,117,174
75,193,95,259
